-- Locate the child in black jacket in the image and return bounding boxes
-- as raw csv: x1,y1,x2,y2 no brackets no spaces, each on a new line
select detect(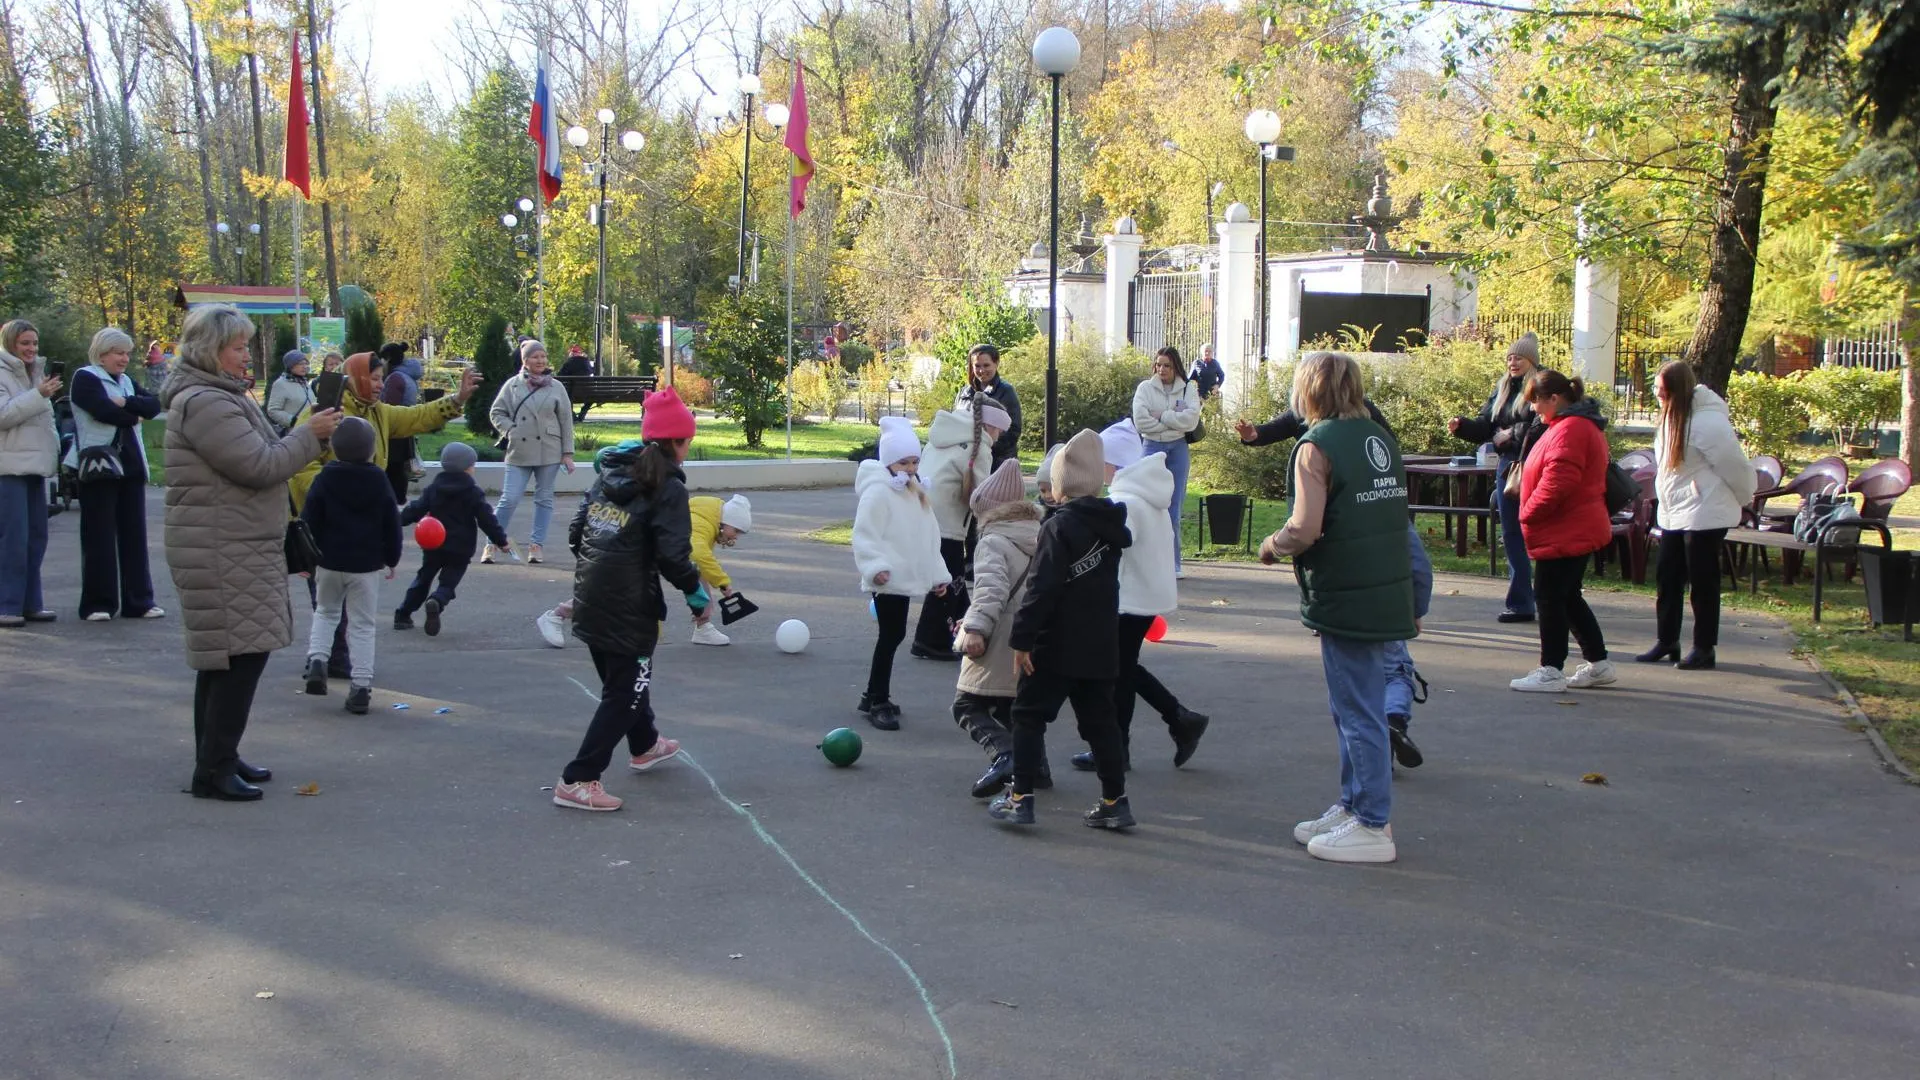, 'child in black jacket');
395,441,510,636
988,428,1135,830
301,416,402,713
